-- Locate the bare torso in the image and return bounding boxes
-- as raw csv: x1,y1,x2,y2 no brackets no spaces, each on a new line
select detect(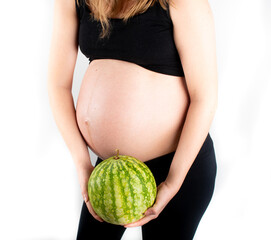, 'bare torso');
76,59,190,162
